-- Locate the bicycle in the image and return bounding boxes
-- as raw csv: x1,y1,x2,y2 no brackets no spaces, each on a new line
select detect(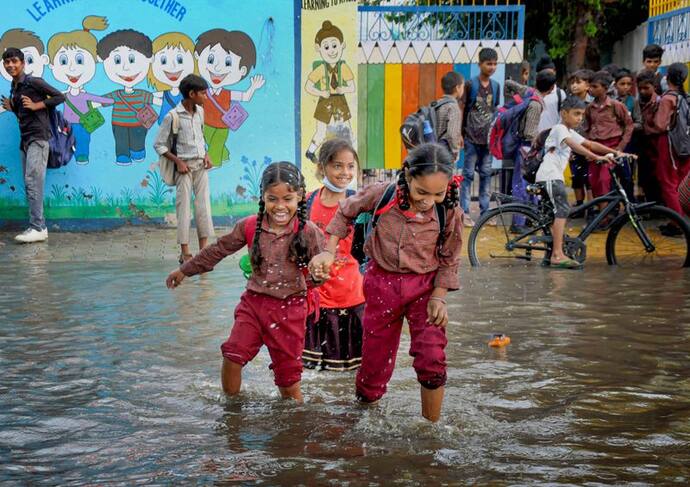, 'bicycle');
467,156,690,268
